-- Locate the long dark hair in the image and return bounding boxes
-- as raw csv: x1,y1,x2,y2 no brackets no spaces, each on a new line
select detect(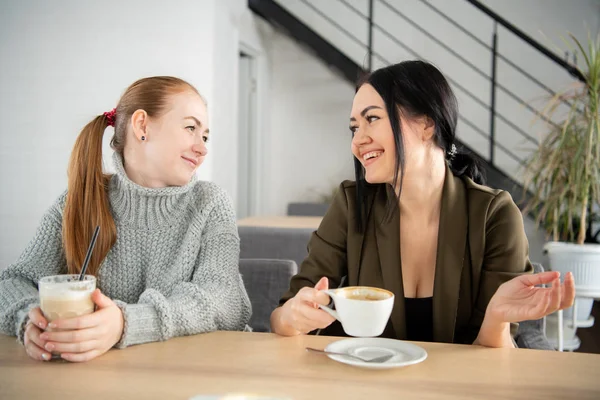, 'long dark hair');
354,60,484,231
